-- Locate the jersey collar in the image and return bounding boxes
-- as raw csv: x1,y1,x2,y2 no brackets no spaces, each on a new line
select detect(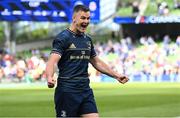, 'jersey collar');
67,28,85,37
